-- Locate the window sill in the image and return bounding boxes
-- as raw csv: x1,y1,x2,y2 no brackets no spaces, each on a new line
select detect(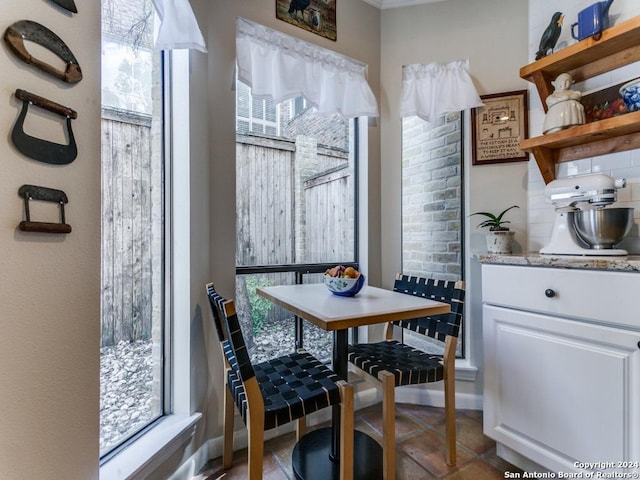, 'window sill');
100,413,202,480
454,359,478,382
